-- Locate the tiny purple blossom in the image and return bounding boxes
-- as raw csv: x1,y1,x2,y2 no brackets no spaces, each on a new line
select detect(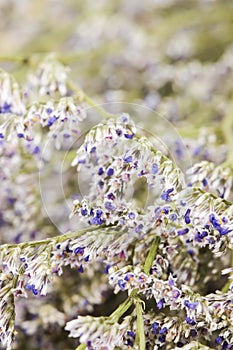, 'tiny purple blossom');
184,208,191,224
161,188,174,202
152,163,159,174
107,168,114,176
184,300,198,310
157,298,165,309
177,228,189,236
